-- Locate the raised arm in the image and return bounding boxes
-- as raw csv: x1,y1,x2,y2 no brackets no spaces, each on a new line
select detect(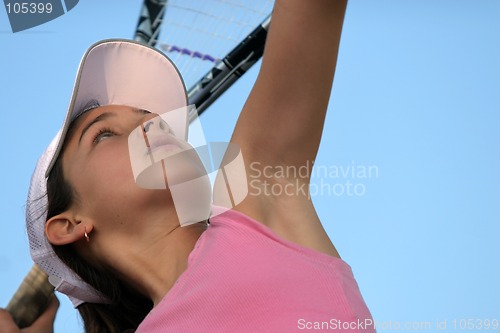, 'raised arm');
228,0,348,256
232,0,348,170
